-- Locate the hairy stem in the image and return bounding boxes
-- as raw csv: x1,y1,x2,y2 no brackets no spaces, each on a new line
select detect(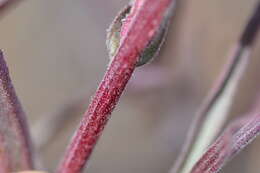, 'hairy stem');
0,51,34,171
191,114,260,173
57,0,175,173
170,2,260,173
